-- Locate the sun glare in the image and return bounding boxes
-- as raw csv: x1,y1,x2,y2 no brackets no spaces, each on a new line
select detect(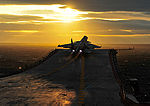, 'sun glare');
53,7,87,22
0,5,88,23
